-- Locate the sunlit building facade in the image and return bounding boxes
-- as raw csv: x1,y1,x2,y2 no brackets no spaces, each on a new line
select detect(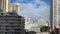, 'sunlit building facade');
57,0,60,27
10,3,20,15
51,0,60,29
0,0,10,12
